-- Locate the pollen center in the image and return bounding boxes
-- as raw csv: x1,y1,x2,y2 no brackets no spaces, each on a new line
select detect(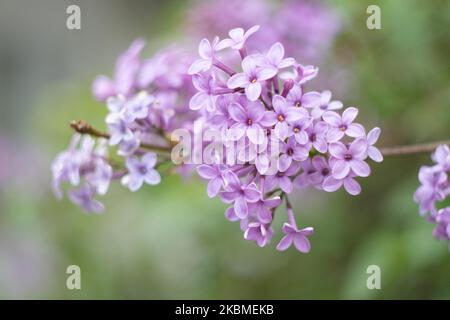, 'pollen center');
293,127,300,133
344,154,352,161
277,114,285,122
247,118,253,125
339,125,347,132
295,101,301,107
251,78,257,84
